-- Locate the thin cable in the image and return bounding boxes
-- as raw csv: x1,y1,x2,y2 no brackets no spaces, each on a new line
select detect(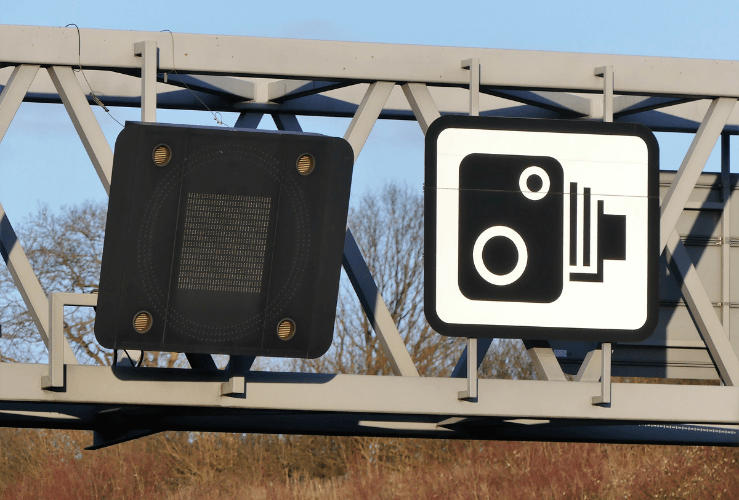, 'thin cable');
161,29,226,126
65,24,124,128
